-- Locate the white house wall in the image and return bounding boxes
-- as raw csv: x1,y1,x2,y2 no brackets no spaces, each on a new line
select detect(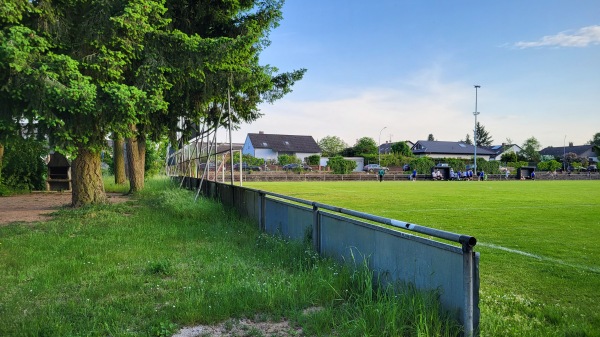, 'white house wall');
255,148,278,161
